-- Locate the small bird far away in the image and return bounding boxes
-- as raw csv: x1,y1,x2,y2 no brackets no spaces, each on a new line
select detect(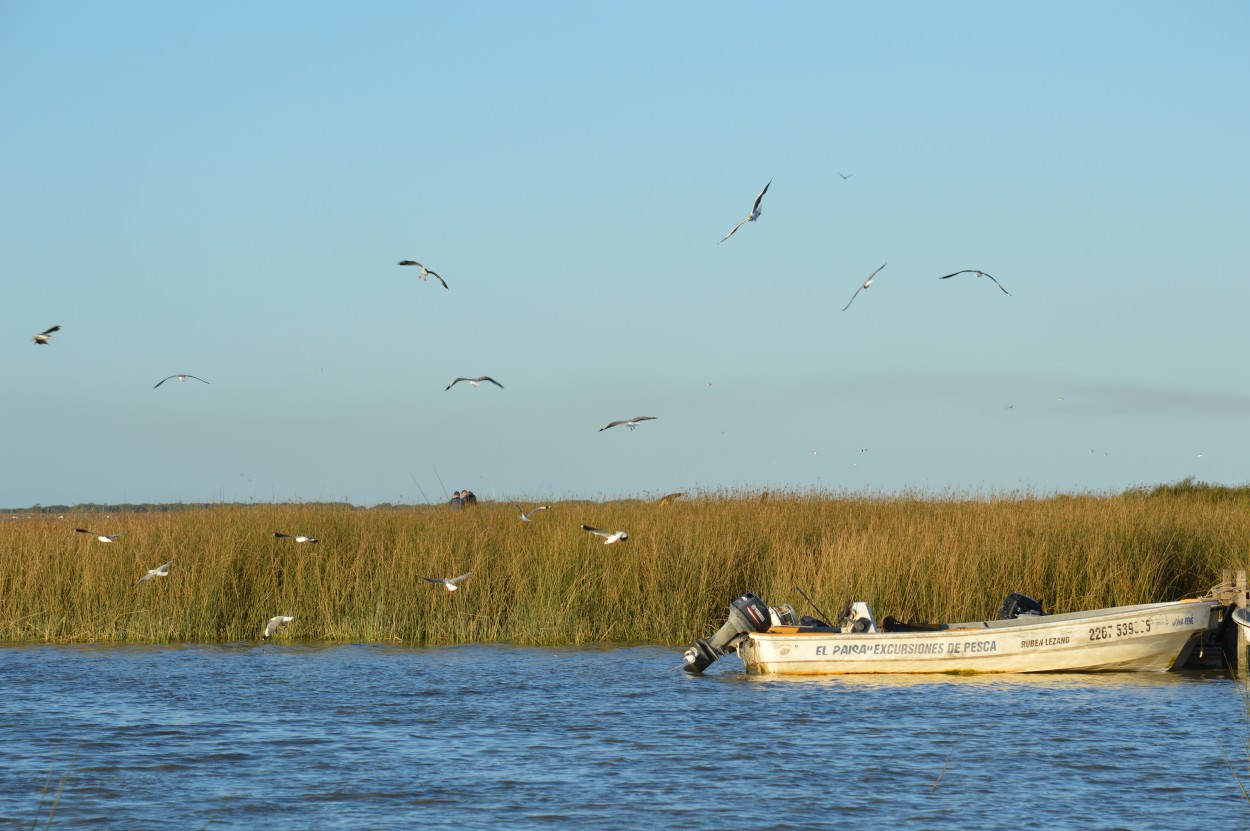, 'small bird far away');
274,532,318,543
841,262,888,311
